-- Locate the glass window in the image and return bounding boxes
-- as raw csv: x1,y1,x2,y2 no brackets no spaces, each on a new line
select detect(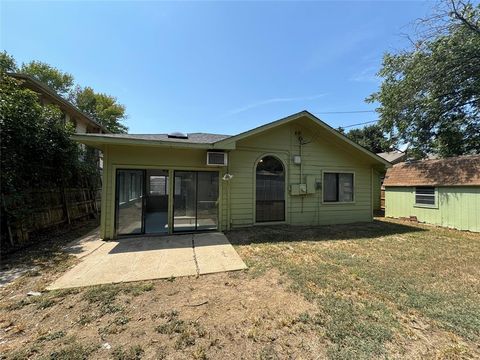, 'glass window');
149,175,168,195
415,187,435,205
256,156,285,222
323,172,354,202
